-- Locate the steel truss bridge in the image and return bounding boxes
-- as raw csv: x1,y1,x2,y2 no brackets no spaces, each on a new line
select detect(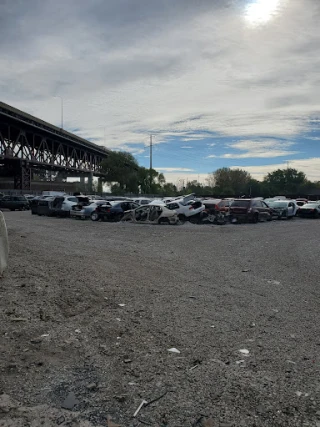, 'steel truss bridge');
0,101,110,190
